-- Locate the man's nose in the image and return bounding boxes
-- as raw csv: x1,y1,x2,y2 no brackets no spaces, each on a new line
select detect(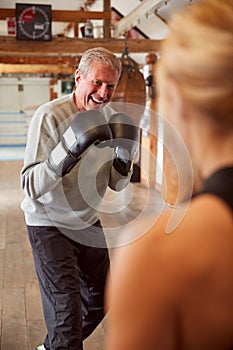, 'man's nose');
98,83,108,98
